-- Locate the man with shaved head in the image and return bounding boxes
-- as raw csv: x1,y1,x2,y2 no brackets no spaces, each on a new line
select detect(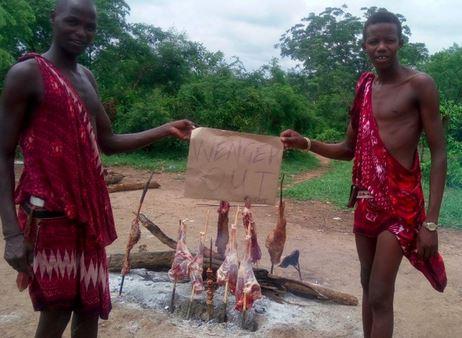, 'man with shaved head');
0,0,194,336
